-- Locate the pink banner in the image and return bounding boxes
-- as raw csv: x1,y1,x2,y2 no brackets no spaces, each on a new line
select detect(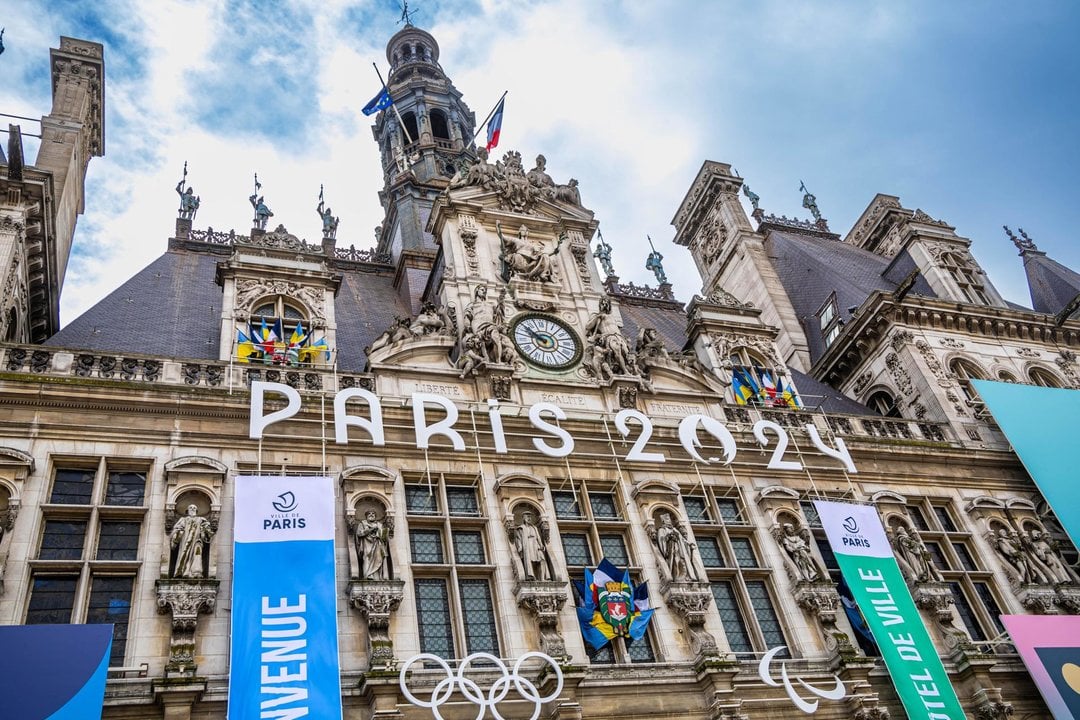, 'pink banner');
1001,614,1080,719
